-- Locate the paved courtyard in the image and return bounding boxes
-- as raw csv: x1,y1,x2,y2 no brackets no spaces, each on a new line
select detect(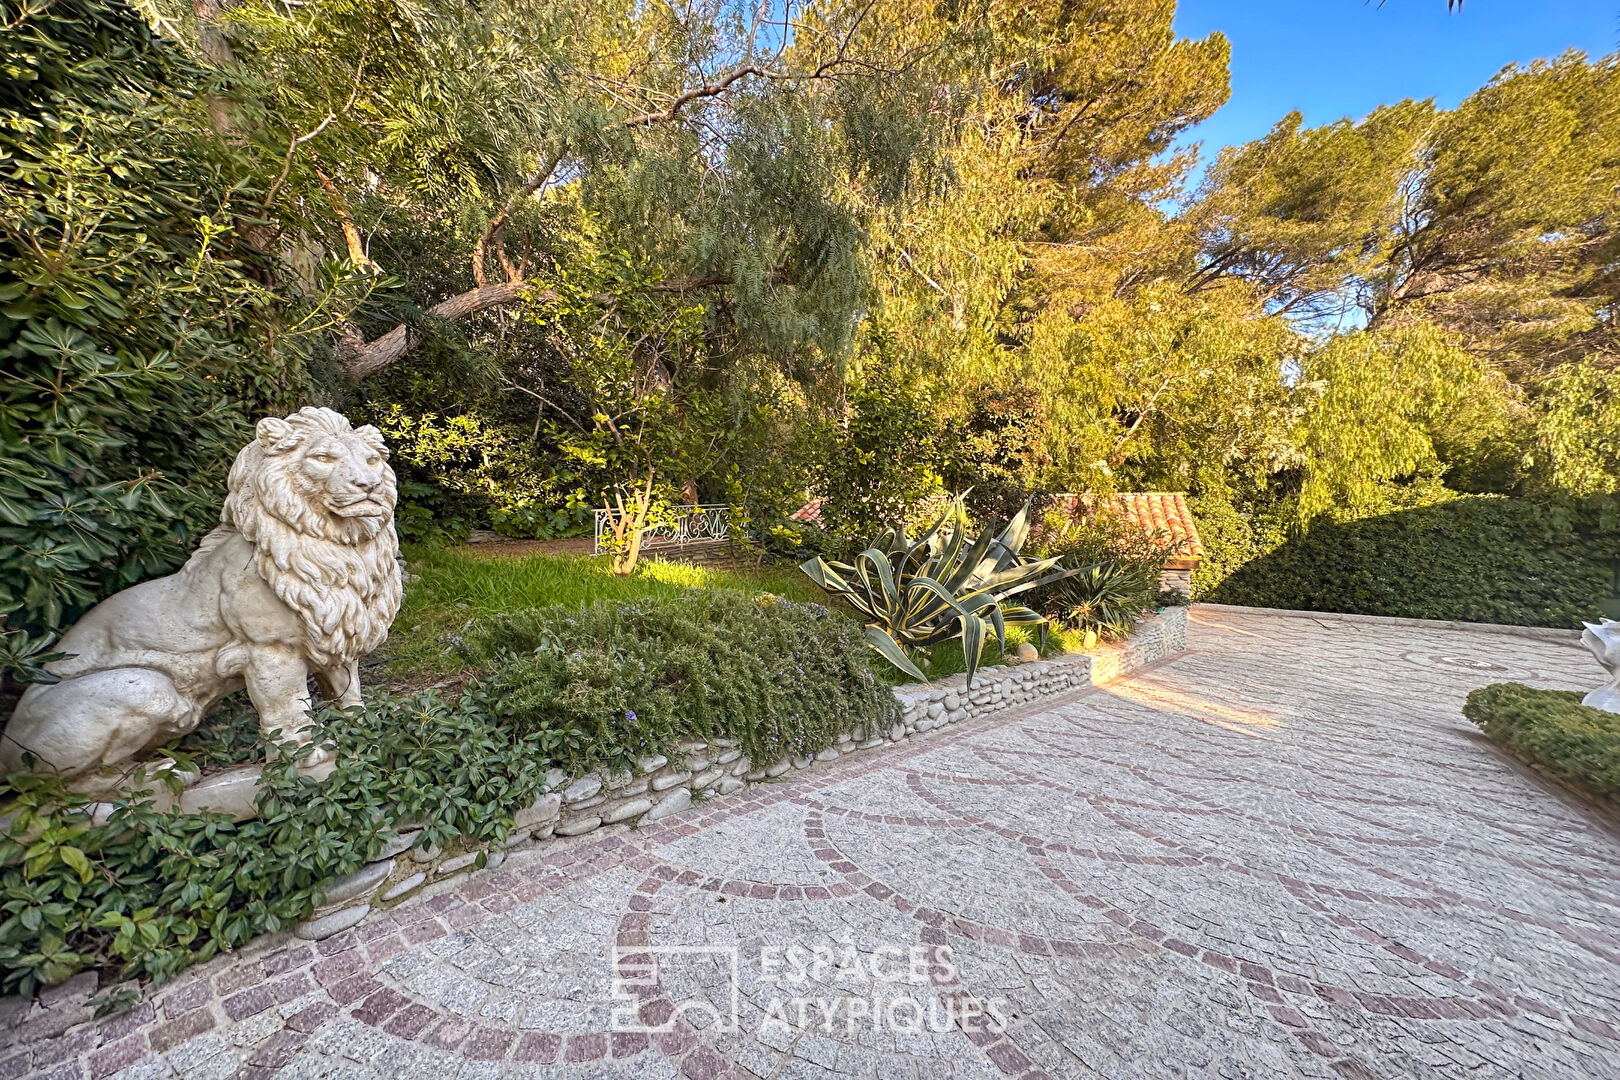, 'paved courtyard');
10,607,1620,1080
